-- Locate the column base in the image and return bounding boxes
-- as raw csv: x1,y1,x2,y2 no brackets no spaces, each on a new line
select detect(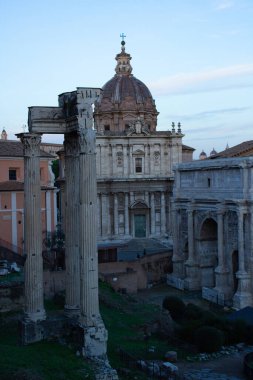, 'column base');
20,319,45,345
81,323,108,359
64,305,80,319
91,358,119,380
233,292,253,309
184,261,201,290
233,271,253,309
20,314,70,345
24,309,46,323
172,257,185,278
